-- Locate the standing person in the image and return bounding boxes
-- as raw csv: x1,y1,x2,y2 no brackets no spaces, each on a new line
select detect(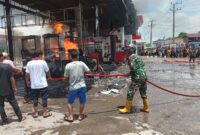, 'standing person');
2,52,21,74
0,53,25,124
189,48,196,63
92,59,105,74
25,51,52,118
64,50,91,122
22,57,33,104
2,52,15,68
119,47,149,113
